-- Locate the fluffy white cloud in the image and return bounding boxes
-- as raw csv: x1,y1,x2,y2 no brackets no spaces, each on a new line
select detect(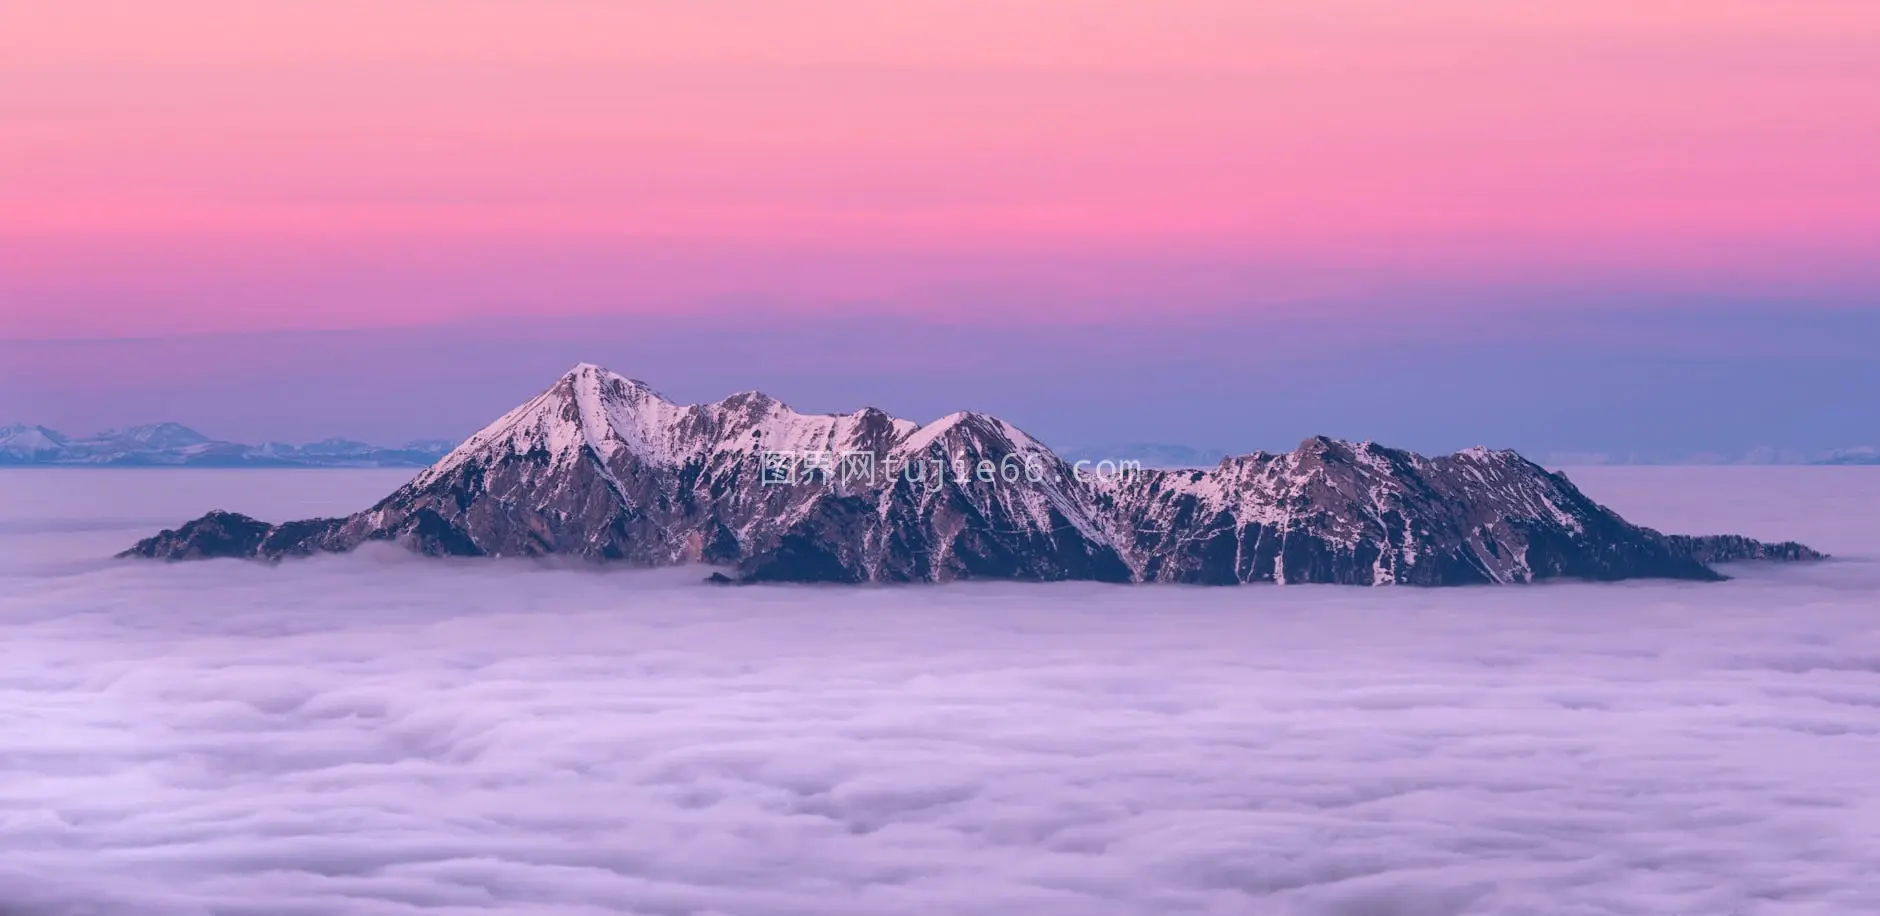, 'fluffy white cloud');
0,469,1876,915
